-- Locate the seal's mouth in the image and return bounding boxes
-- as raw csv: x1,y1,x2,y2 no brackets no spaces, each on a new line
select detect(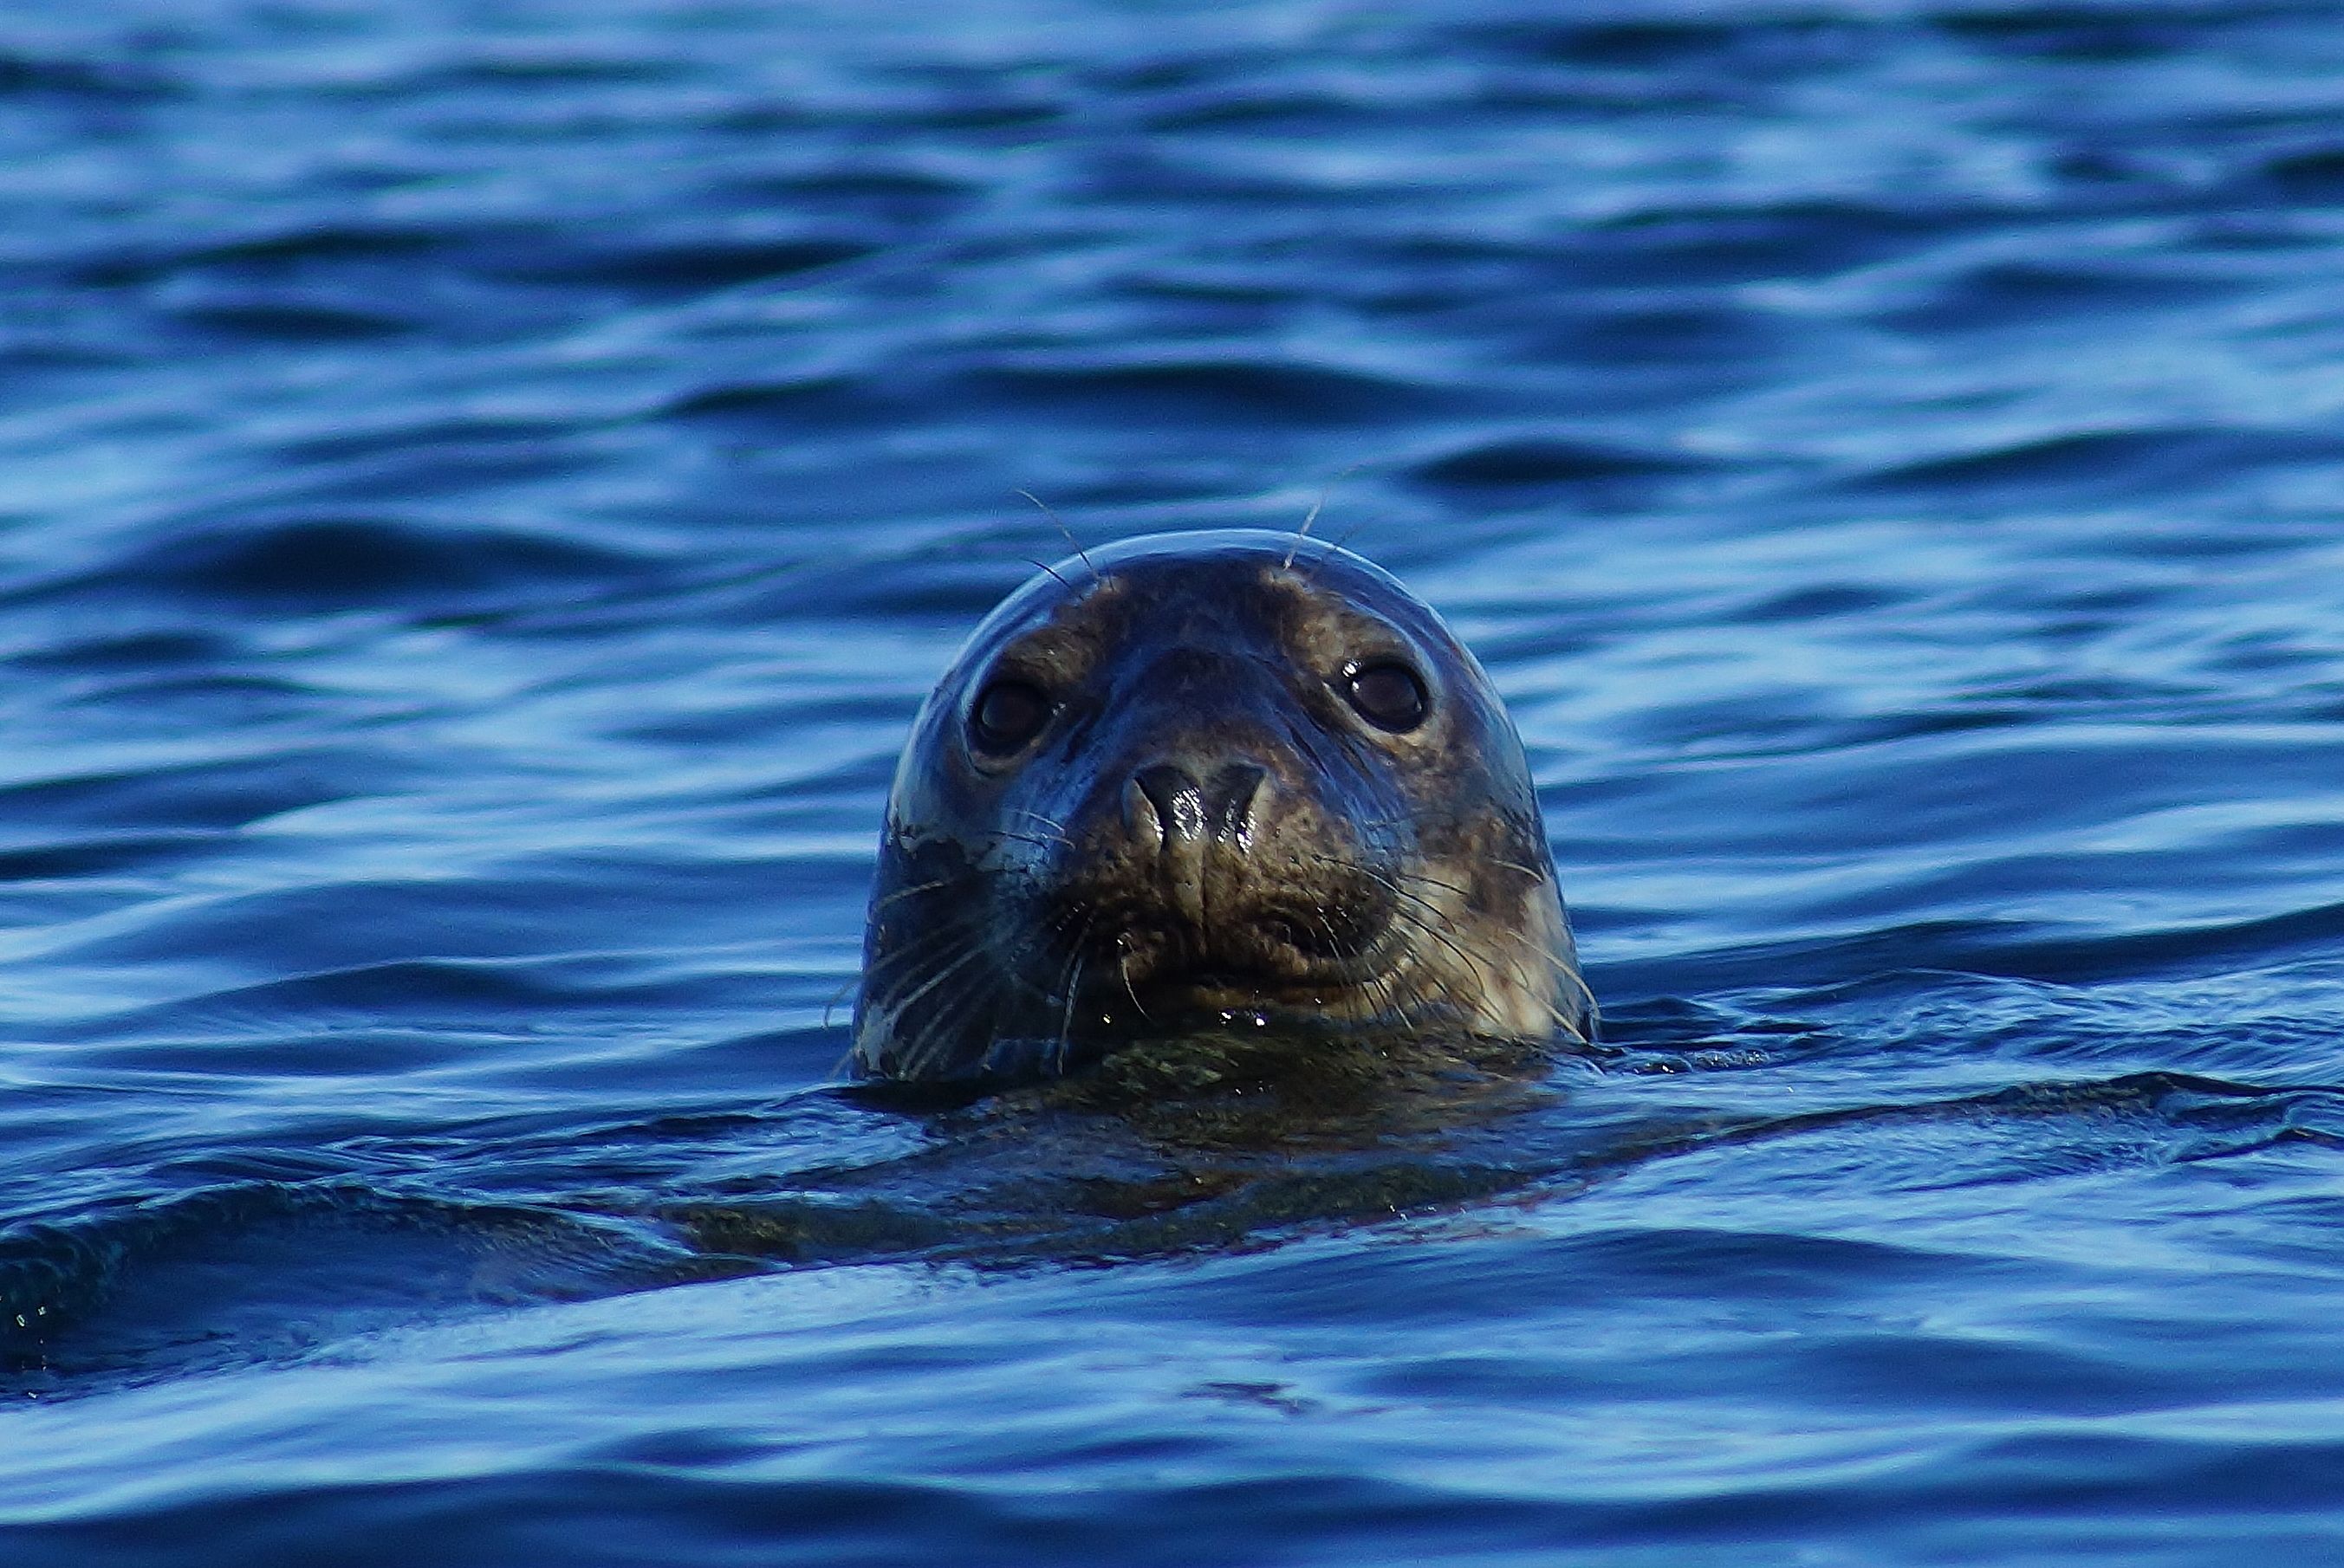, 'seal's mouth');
1076,969,1386,1044
1008,897,1416,1044
1101,893,1393,977
1122,965,1338,1020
